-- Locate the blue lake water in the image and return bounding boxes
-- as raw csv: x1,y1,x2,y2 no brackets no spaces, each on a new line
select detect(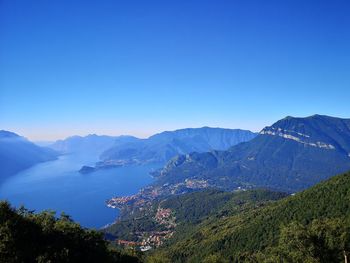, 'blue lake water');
0,153,159,229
